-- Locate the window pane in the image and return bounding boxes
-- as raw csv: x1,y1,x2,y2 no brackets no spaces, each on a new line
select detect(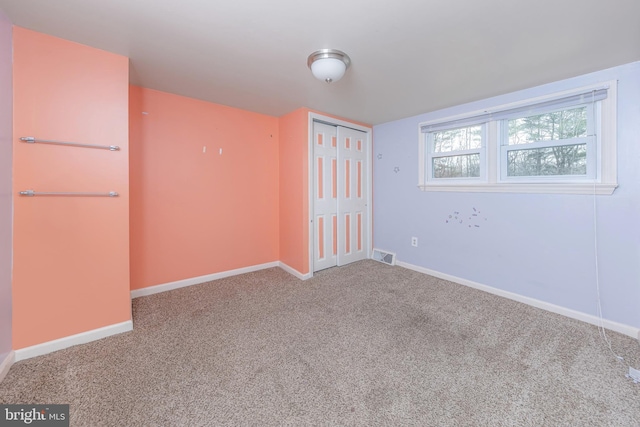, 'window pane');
433,154,480,178
508,107,587,145
433,125,482,152
507,144,587,177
